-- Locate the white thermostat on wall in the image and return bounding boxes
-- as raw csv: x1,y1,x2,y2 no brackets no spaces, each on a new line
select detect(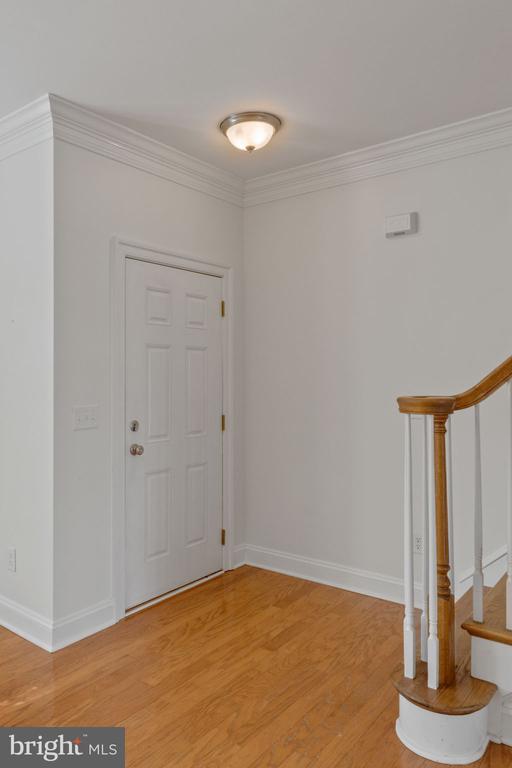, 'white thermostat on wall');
385,212,418,238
